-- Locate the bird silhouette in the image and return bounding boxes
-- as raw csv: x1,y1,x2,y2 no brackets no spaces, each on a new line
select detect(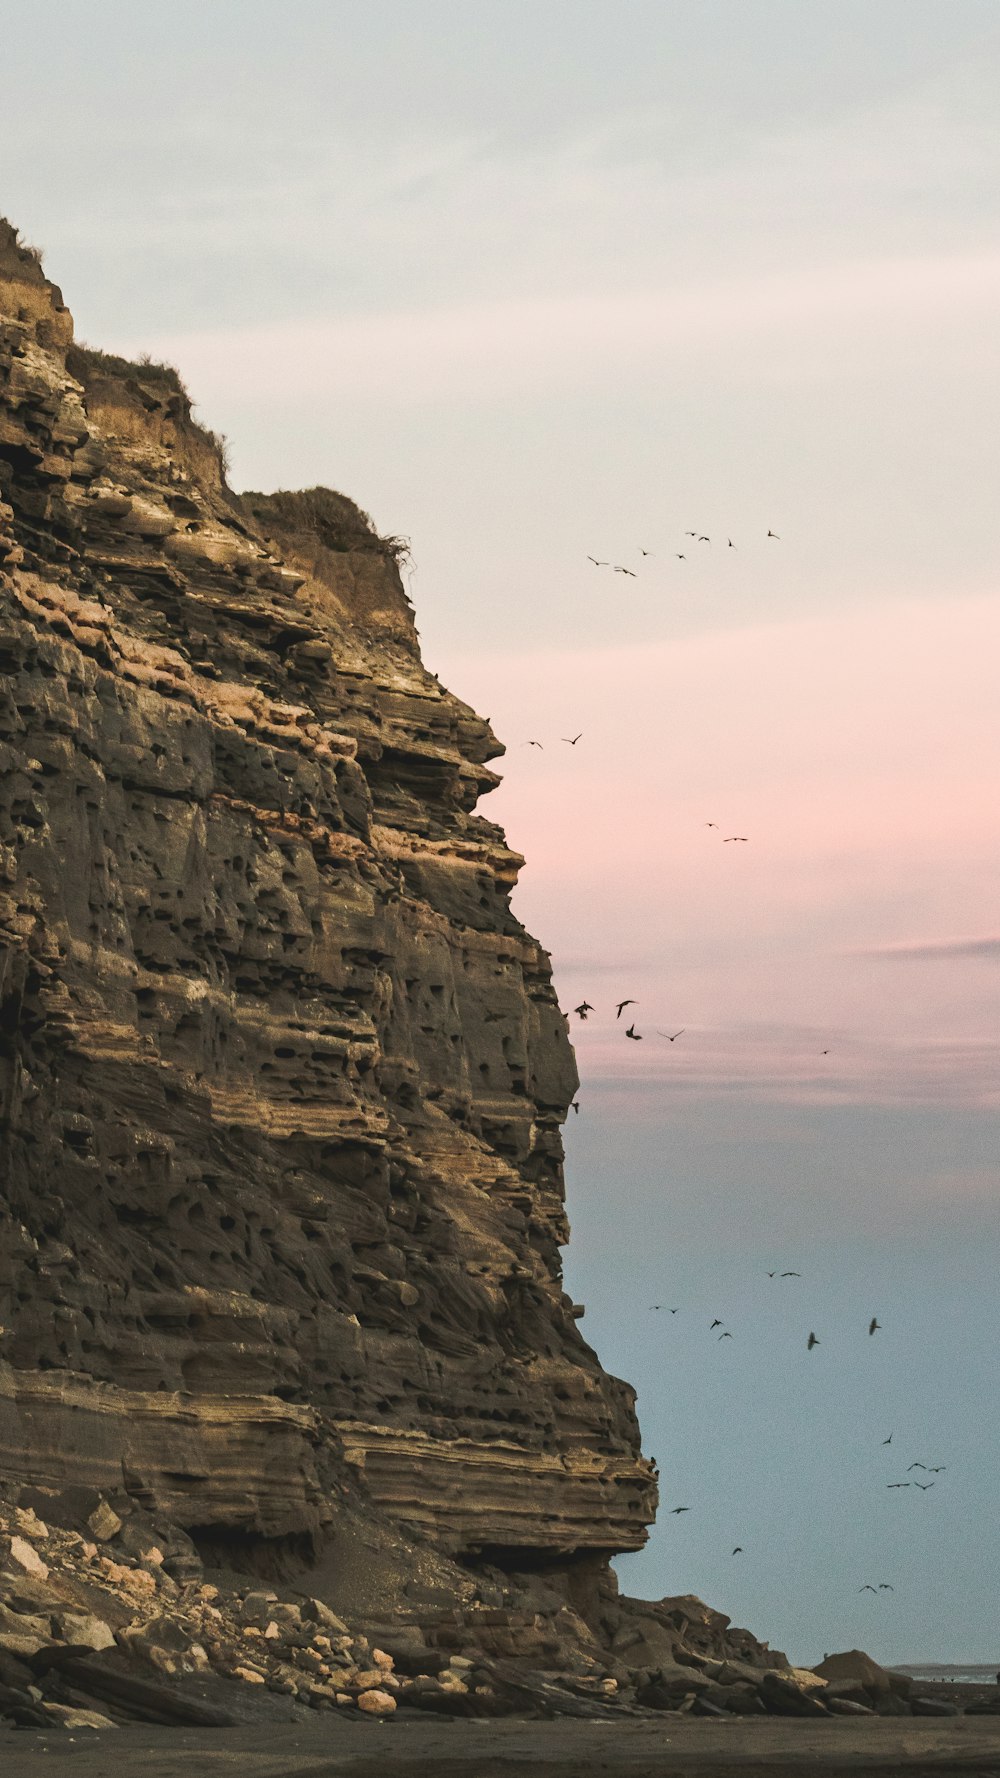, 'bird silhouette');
625,1024,642,1040
907,1463,927,1472
616,1000,637,1019
523,740,543,748
675,553,687,559
724,836,749,842
586,556,609,566
710,1319,723,1329
728,538,736,548
698,535,710,542
869,1318,881,1335
807,1332,819,1349
705,821,719,828
928,1466,947,1473
570,1101,580,1114
656,1029,685,1042
614,566,637,576
914,1481,935,1490
562,733,583,744
670,1506,691,1514
718,1330,733,1340
887,1483,911,1489
882,1435,893,1445
878,1584,894,1591
781,1272,801,1278
640,548,653,556
767,529,780,539
573,1001,594,1019
685,532,699,538
732,1547,743,1555
767,1272,777,1278
859,1585,877,1593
